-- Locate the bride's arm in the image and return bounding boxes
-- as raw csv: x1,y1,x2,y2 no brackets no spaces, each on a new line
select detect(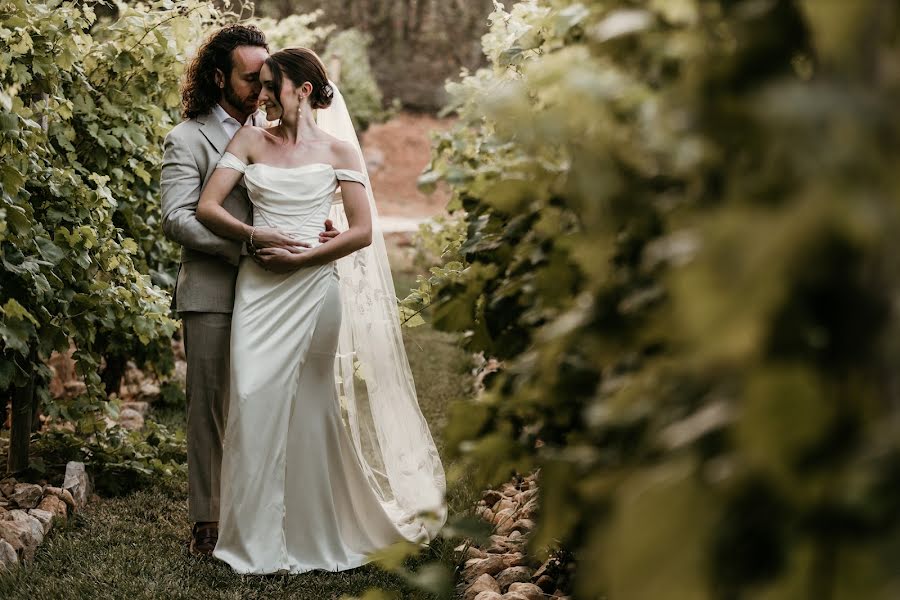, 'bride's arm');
255,141,372,270
196,128,306,251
